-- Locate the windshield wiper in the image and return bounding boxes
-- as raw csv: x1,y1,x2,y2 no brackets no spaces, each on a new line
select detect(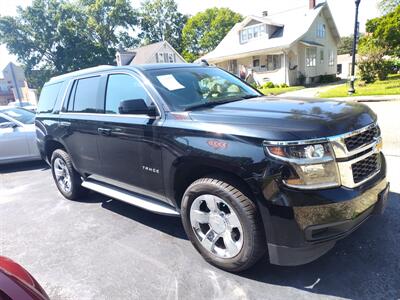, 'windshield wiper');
184,95,261,111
